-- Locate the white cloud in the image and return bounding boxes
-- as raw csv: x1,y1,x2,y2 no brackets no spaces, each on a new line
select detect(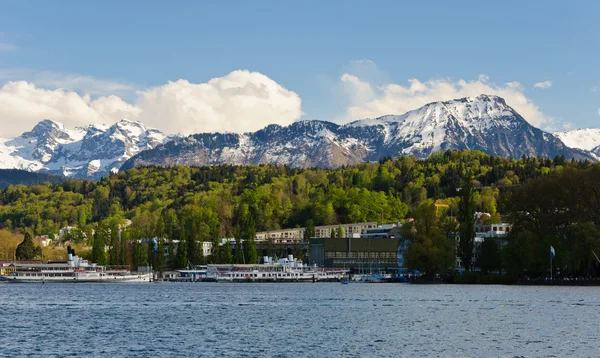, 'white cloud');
0,69,137,98
0,43,17,52
0,81,139,137
533,80,552,89
0,70,302,137
339,74,549,127
137,70,302,134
